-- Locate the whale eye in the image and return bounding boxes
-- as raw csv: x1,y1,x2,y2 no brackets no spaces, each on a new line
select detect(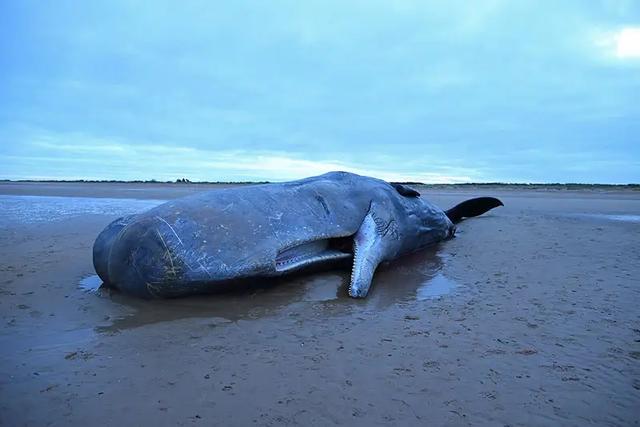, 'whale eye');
391,183,420,198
